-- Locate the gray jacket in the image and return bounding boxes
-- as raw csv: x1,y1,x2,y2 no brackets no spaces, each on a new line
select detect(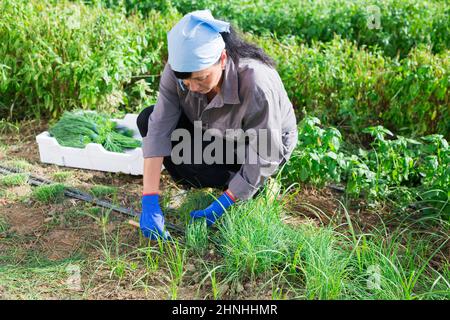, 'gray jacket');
142,57,298,200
